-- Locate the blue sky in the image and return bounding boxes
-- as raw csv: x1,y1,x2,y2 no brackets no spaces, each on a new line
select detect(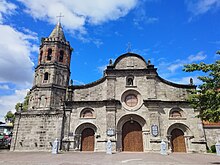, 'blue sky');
0,0,219,121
